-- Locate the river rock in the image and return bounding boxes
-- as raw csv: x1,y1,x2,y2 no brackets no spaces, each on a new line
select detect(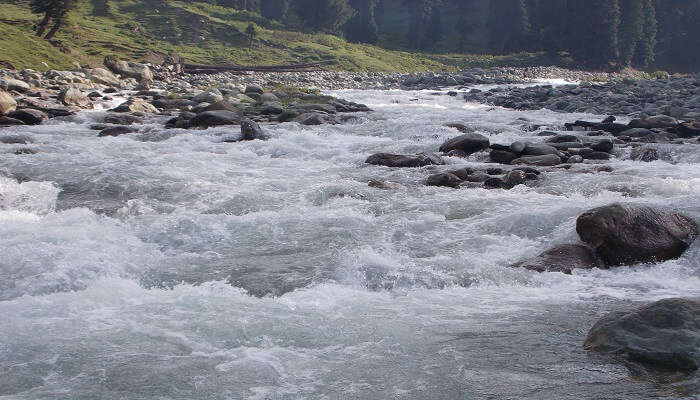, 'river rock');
7,109,47,125
111,98,158,113
85,68,121,86
189,110,241,128
192,89,224,104
509,141,526,154
677,121,700,138
503,170,527,187
582,151,611,160
591,139,614,153
0,77,30,93
104,57,153,82
439,133,490,155
511,154,562,166
240,118,269,141
0,91,17,115
628,115,678,129
58,87,91,108
293,112,339,125
426,172,462,188
366,152,443,168
576,203,698,266
630,146,659,162
103,113,143,125
98,126,136,137
245,85,264,95
516,244,597,274
490,149,518,164
545,134,581,143
522,143,561,156
584,298,700,372
0,116,24,125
